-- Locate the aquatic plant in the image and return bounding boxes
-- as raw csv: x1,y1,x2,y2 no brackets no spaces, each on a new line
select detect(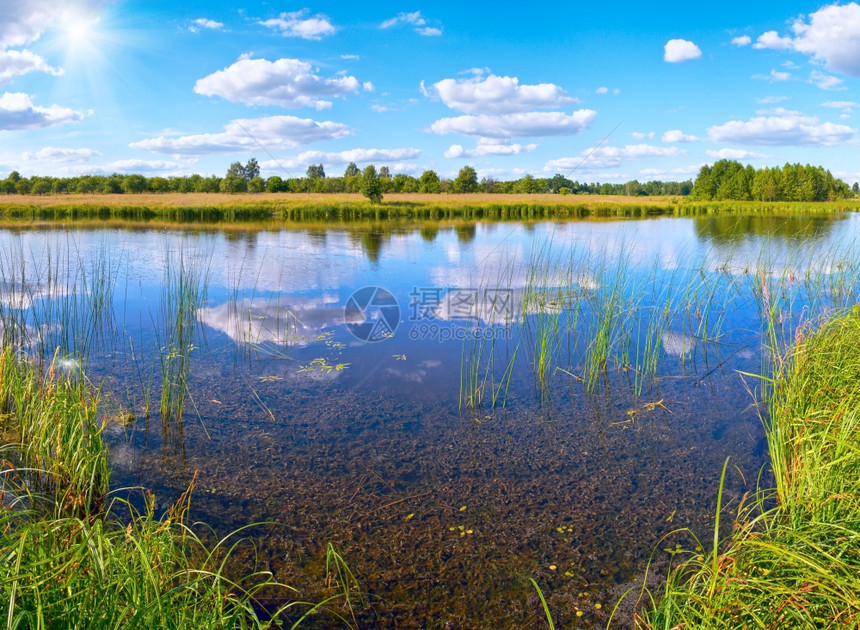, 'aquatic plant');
0,342,362,629
637,307,860,628
156,246,211,425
